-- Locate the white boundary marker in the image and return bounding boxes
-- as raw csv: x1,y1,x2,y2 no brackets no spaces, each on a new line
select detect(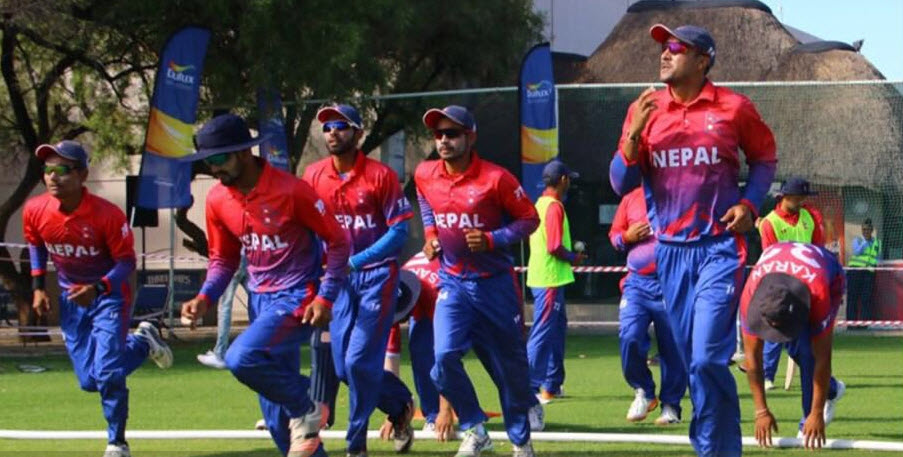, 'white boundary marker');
1,430,902,451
